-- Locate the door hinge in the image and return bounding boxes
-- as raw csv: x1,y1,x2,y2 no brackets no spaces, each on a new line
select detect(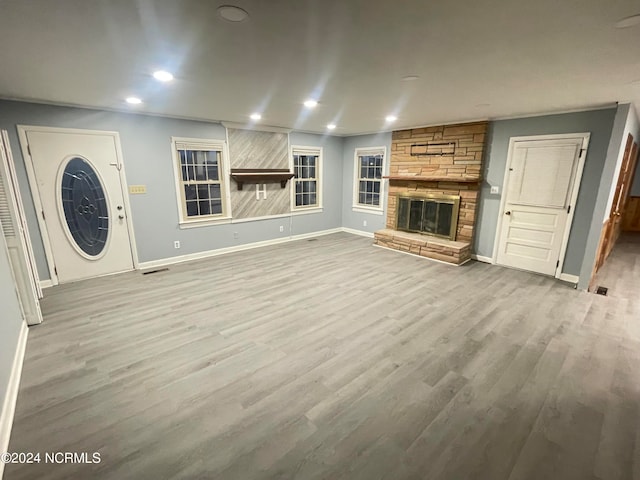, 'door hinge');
567,205,571,214
27,144,31,156
54,266,58,276
41,210,45,220
556,260,560,268
579,148,585,157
